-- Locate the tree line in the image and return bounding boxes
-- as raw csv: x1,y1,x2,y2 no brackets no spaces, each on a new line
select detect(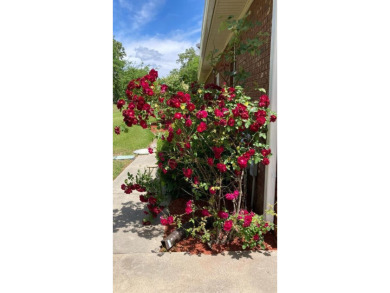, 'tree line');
113,38,199,103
